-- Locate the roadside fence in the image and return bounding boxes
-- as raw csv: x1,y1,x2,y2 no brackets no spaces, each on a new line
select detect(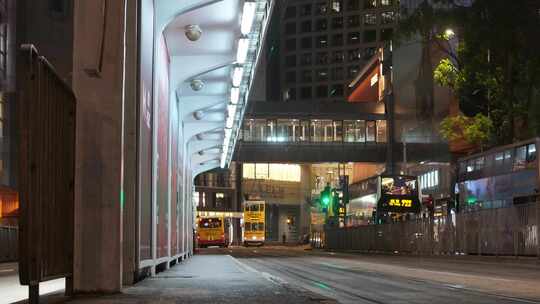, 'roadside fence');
320,202,540,258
